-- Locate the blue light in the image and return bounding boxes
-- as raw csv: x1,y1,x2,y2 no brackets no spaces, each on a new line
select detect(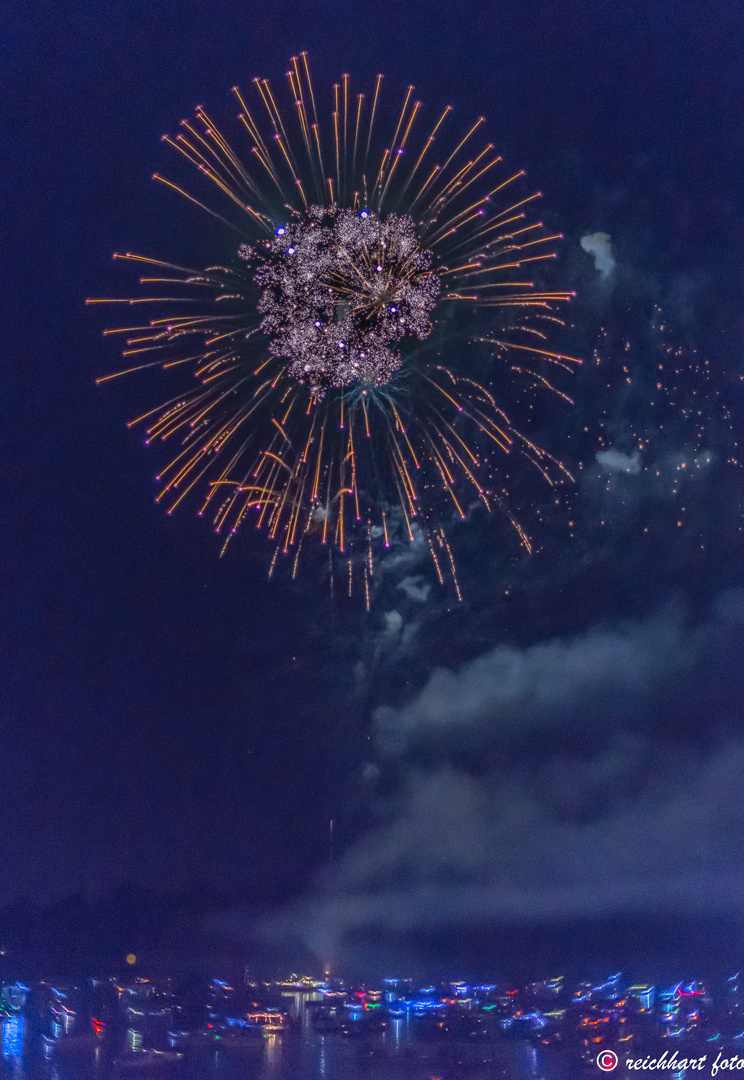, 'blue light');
2,1016,24,1057
287,246,295,255
275,227,286,236
389,306,398,313
359,211,369,218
